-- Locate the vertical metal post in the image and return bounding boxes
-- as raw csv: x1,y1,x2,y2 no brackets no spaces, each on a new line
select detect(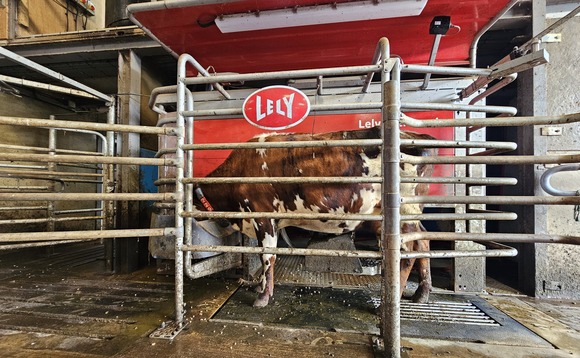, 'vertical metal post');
183,89,195,272
174,55,189,327
381,42,402,357
104,103,116,270
47,115,57,233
